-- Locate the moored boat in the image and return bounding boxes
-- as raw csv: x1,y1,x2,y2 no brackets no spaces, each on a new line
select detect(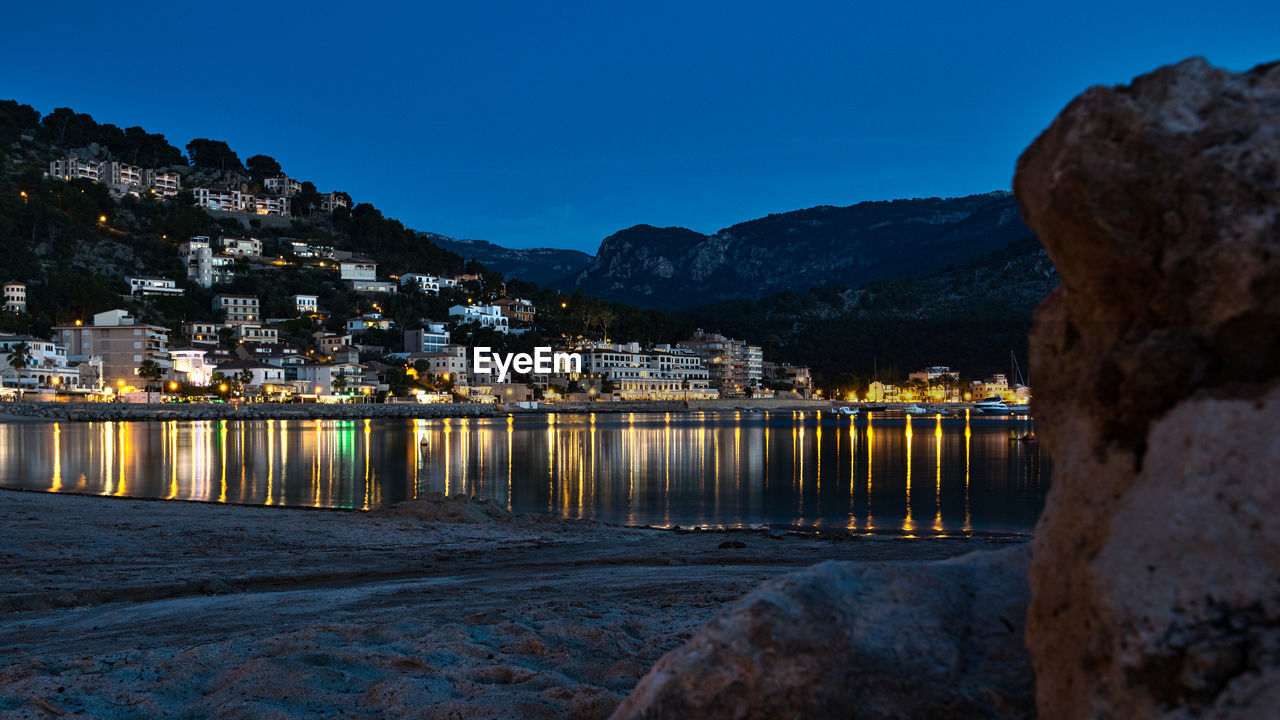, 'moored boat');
973,397,1013,415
